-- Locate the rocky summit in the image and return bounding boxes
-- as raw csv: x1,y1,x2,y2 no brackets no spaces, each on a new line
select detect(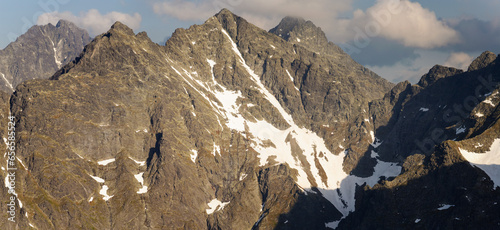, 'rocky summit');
0,9,499,230
0,20,91,92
